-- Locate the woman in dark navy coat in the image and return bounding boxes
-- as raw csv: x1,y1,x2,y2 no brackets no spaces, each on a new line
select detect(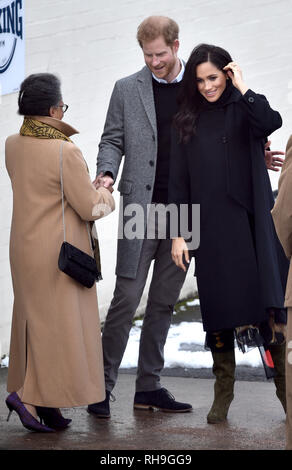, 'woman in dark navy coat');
168,44,288,424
